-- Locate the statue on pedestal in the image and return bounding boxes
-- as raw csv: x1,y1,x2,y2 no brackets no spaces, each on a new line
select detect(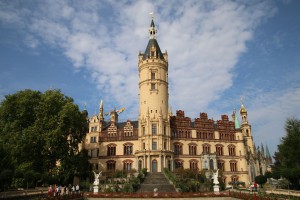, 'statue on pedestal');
213,169,219,185
93,171,102,193
213,169,220,193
